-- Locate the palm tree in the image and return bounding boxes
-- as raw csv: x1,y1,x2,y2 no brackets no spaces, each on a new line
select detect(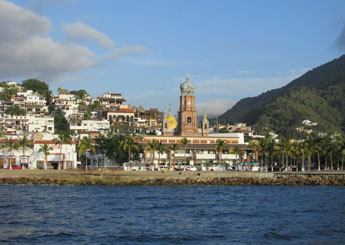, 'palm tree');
77,137,96,171
38,144,52,170
168,143,179,168
215,139,227,163
119,135,140,162
298,140,311,172
340,142,345,170
320,136,330,170
147,139,159,169
17,134,33,168
157,142,166,166
230,146,241,163
53,133,72,170
180,137,189,165
248,140,260,162
258,134,273,168
334,135,344,171
274,137,291,171
313,137,323,172
0,137,19,169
